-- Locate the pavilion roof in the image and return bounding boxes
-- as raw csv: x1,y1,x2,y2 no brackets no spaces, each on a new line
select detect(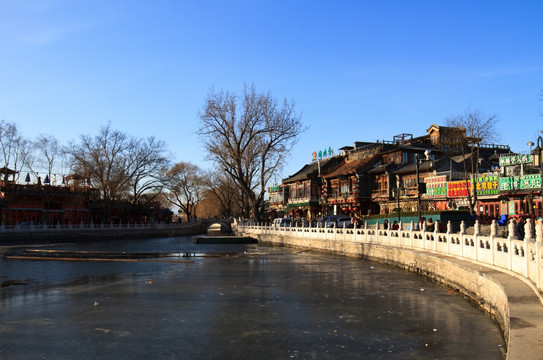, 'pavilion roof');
0,167,18,175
